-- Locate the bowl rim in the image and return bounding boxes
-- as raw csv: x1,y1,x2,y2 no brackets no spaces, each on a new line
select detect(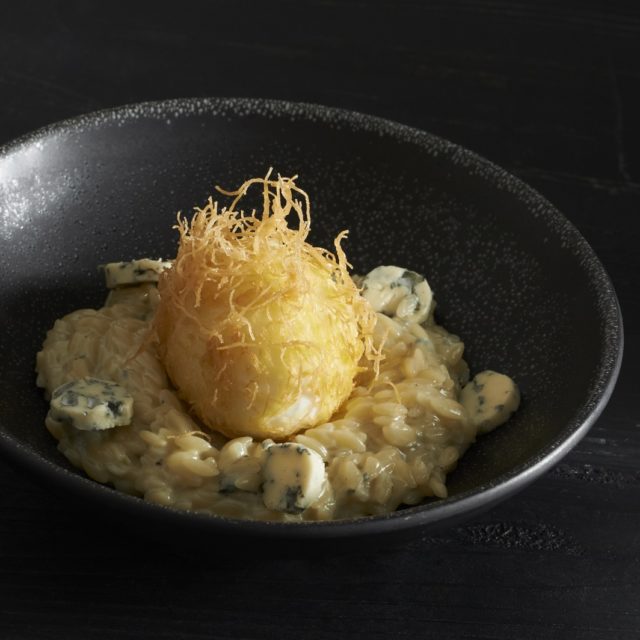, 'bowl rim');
0,96,625,538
